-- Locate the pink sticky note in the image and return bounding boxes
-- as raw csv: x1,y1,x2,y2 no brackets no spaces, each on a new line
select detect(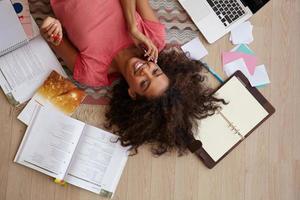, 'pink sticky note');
222,52,257,75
